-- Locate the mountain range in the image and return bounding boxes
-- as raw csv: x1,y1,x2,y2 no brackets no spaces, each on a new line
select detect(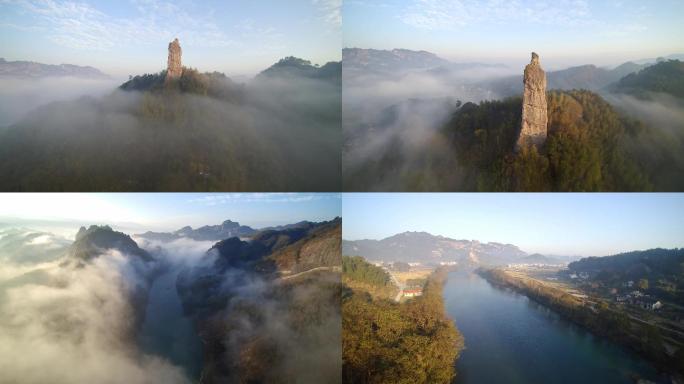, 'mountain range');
343,231,528,266
0,57,109,79
136,219,332,243
343,47,502,83
518,253,563,264
343,47,683,97
487,62,651,97
137,220,257,242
